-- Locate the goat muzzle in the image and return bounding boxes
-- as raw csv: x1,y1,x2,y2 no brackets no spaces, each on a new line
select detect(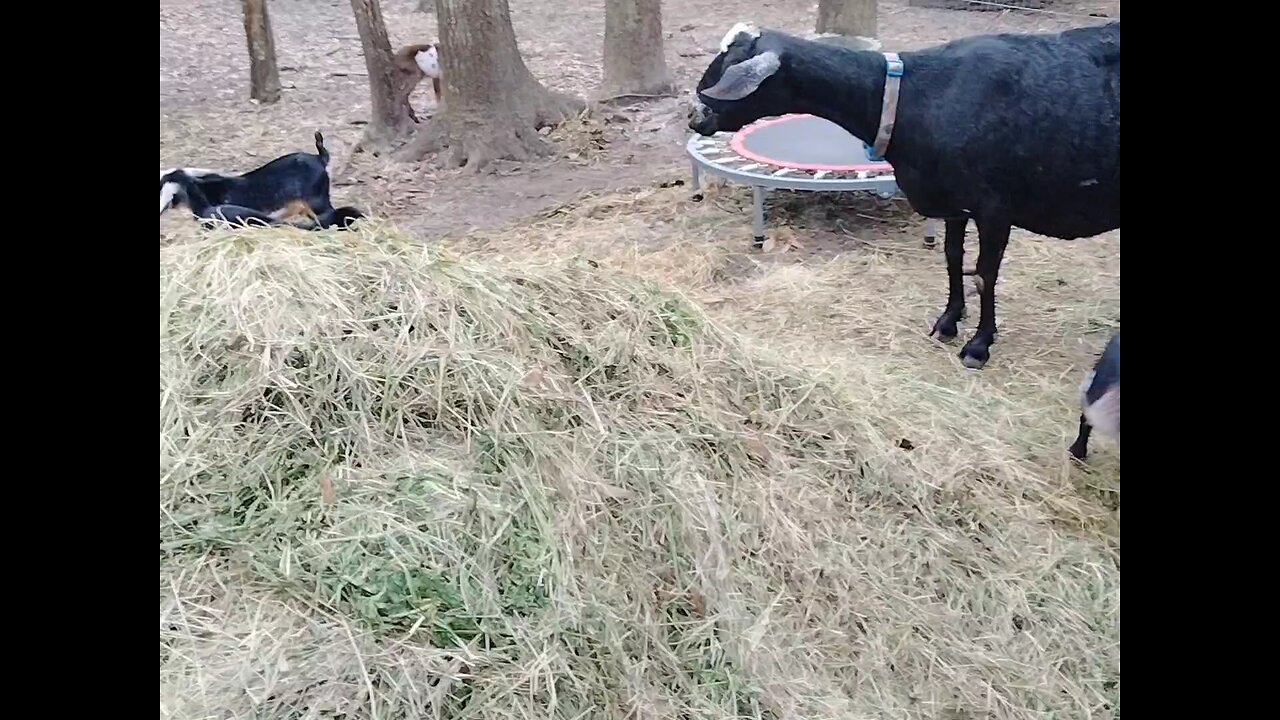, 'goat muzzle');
687,97,717,135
